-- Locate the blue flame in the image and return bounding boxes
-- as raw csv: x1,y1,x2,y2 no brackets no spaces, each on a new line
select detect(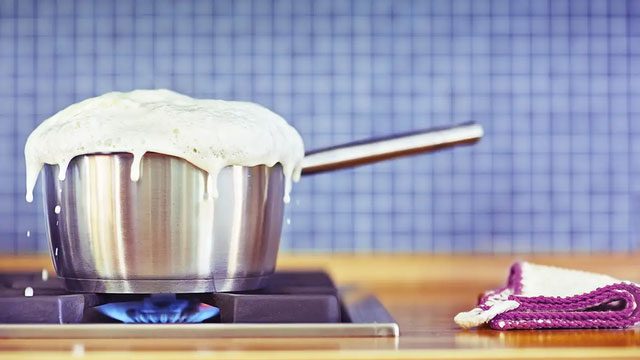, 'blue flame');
95,294,220,323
